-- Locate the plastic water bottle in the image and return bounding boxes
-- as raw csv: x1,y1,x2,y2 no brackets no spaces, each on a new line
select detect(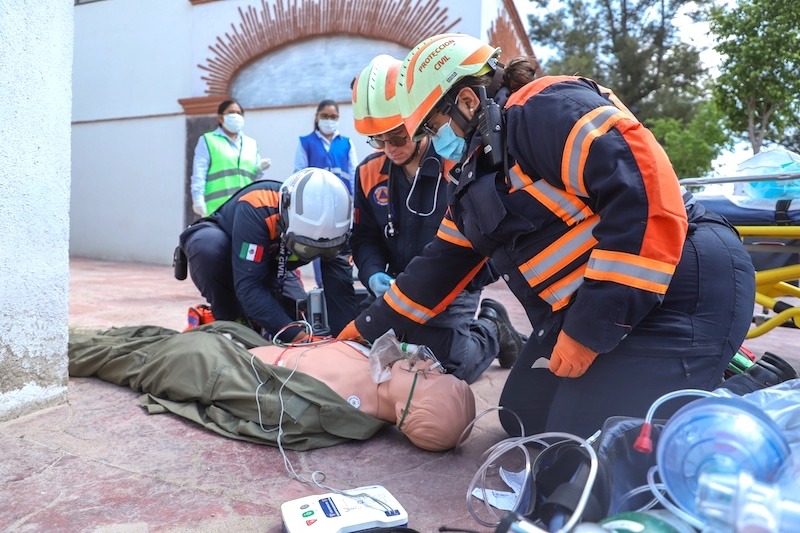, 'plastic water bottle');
696,470,800,532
